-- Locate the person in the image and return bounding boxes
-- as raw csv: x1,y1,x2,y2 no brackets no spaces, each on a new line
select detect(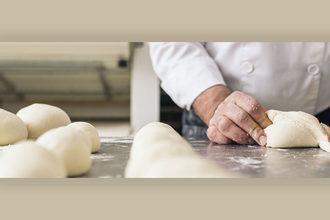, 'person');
149,42,330,145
